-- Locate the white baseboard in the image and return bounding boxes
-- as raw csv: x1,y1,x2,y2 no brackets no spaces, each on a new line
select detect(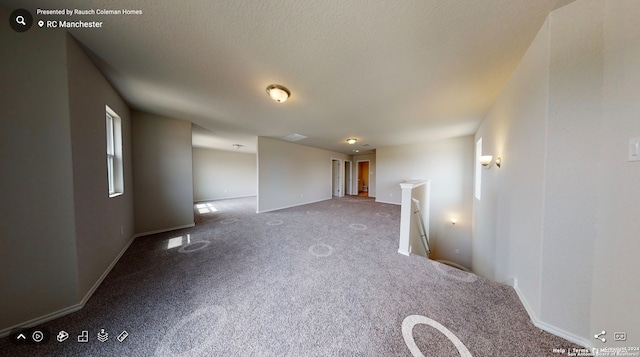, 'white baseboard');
375,199,400,205
533,319,593,350
0,303,84,338
510,277,593,349
194,195,256,203
133,223,195,238
78,235,136,305
256,198,331,213
0,235,137,338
